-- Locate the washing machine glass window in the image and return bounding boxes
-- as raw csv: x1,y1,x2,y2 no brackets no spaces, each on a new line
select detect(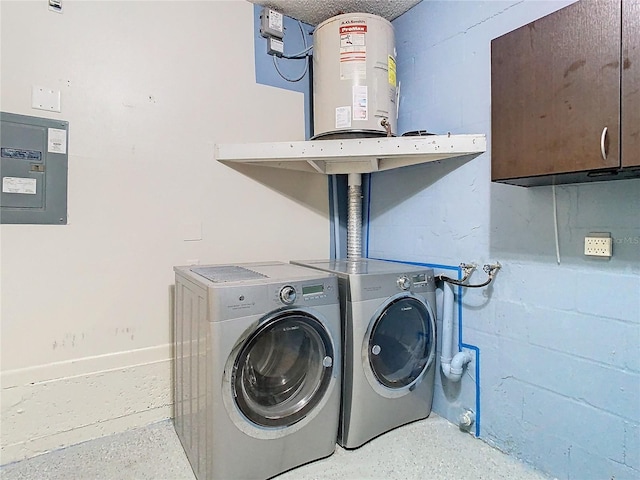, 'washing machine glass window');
232,310,334,428
368,296,434,389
